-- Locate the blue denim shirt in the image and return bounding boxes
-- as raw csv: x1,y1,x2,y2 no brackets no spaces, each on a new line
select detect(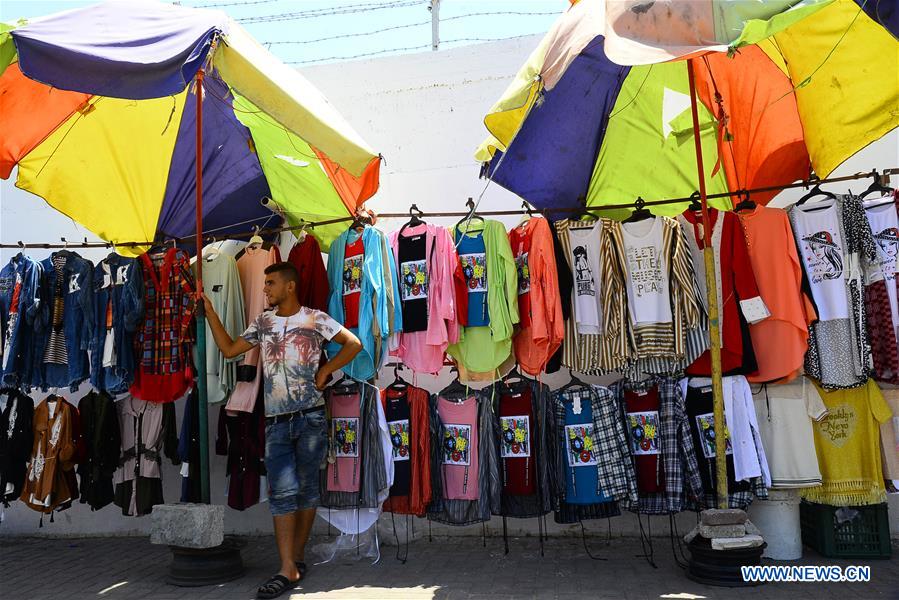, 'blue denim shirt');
90,254,144,394
32,251,95,391
0,253,43,388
